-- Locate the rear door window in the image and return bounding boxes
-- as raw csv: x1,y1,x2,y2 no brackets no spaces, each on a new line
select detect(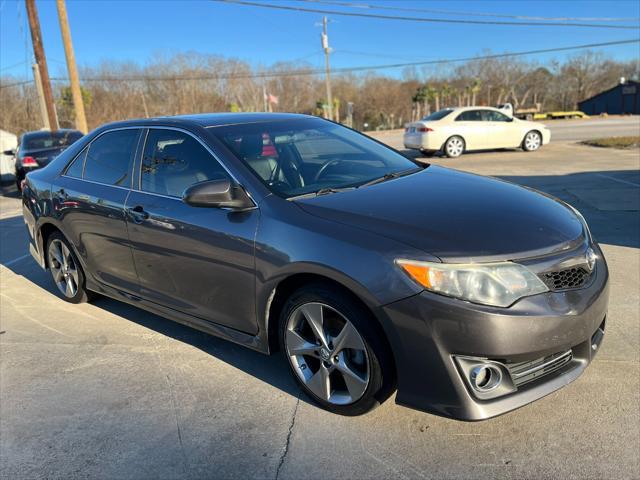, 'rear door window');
455,110,483,121
84,129,140,187
140,129,229,198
